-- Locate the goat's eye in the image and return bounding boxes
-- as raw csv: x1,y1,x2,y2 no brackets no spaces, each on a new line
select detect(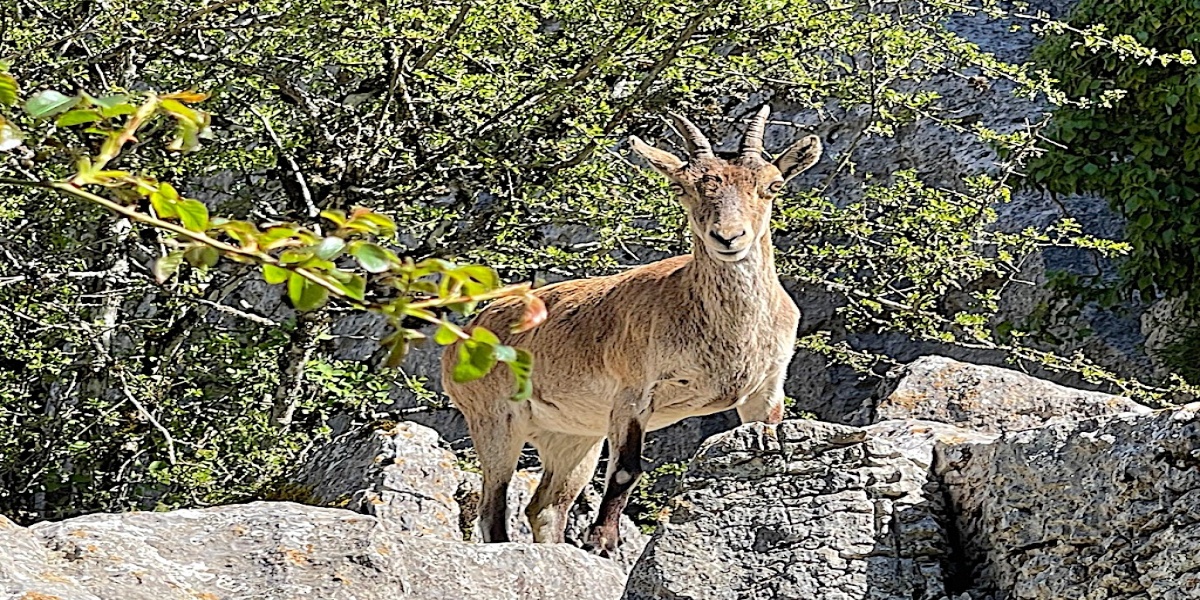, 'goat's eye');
767,180,785,194
670,183,685,195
